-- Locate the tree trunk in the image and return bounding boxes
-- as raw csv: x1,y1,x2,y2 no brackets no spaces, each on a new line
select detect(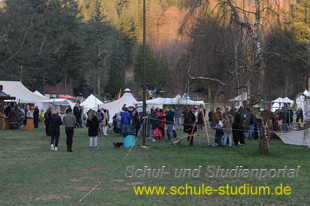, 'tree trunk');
253,0,265,94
